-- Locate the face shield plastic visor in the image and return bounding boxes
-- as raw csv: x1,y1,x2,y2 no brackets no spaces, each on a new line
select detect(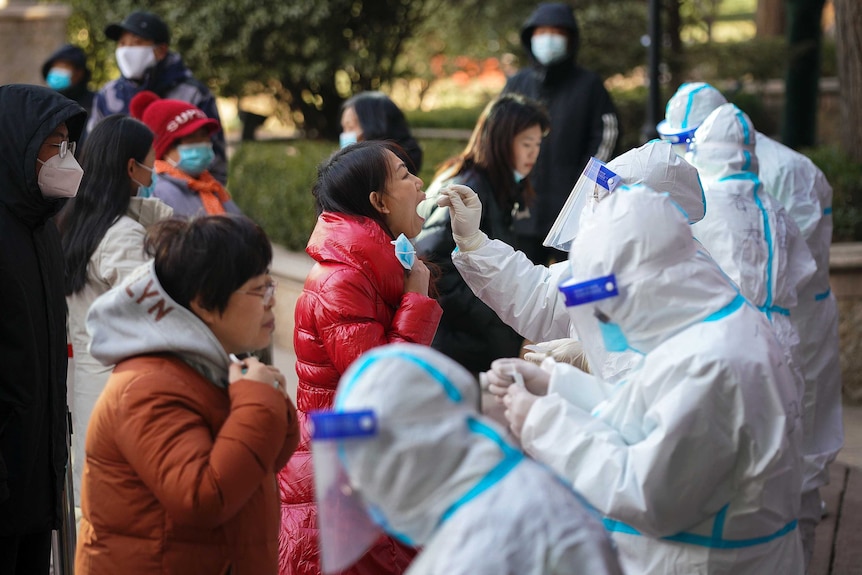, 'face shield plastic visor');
656,124,698,156
310,410,383,574
543,157,620,252
558,273,624,376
